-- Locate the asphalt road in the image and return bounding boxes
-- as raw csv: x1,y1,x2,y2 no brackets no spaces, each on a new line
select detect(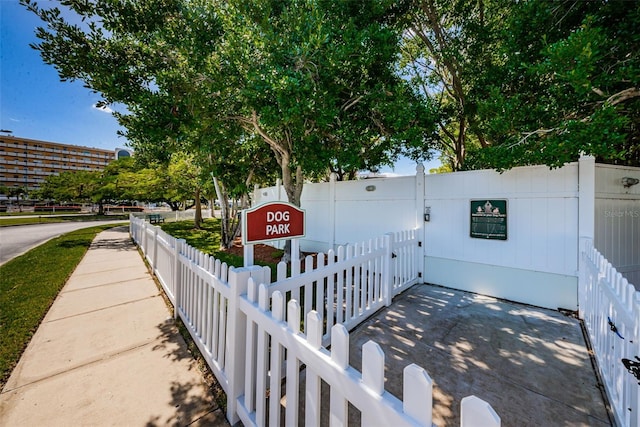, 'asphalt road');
0,220,128,266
